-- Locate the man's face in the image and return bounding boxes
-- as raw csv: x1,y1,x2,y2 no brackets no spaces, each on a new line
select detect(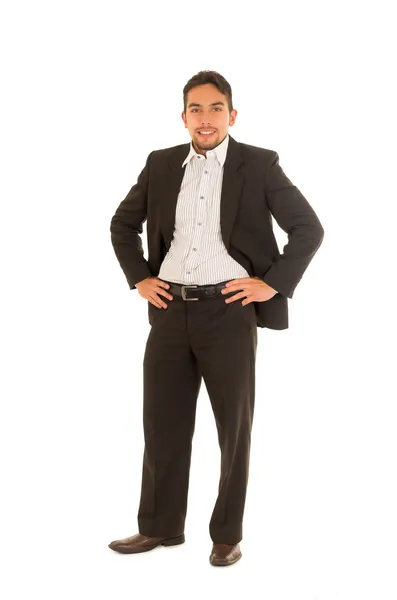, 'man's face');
181,83,237,156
